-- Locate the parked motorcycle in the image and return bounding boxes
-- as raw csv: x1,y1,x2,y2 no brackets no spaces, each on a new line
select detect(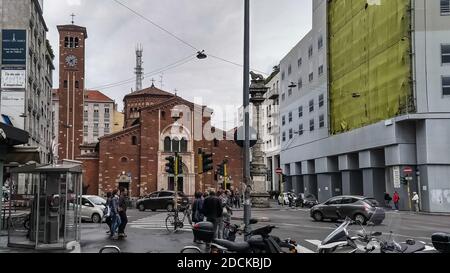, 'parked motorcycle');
183,219,301,253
